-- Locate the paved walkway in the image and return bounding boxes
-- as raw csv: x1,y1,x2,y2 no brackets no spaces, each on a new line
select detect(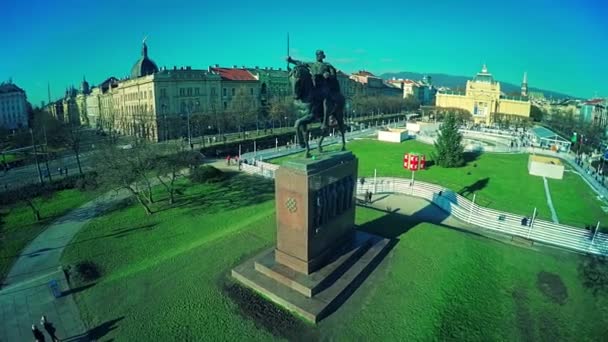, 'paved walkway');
542,177,560,223
0,190,130,342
